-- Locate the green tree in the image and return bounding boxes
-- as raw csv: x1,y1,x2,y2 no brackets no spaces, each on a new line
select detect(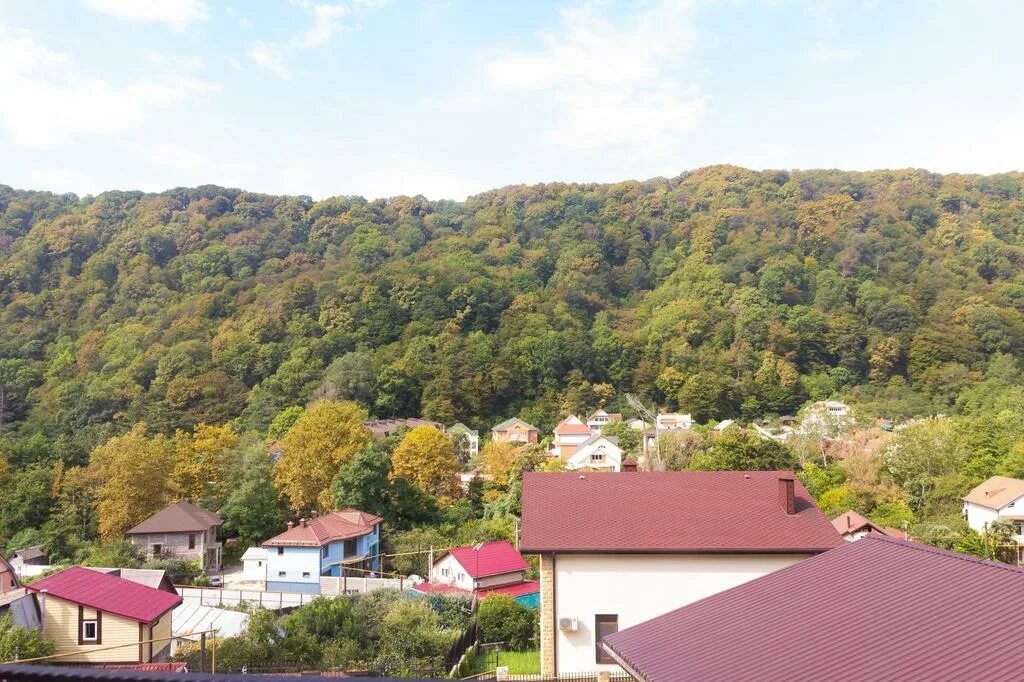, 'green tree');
478,594,536,651
0,614,56,662
391,426,460,504
689,431,797,472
